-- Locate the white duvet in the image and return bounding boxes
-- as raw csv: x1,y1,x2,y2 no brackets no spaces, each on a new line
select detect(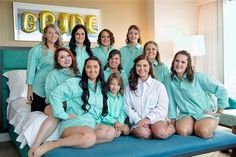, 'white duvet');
7,98,59,148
